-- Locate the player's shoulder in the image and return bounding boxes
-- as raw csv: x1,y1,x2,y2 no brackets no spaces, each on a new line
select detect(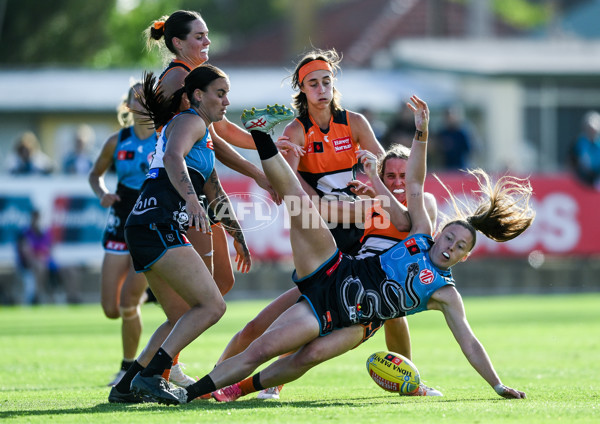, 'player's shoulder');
103,131,121,148
283,118,305,143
